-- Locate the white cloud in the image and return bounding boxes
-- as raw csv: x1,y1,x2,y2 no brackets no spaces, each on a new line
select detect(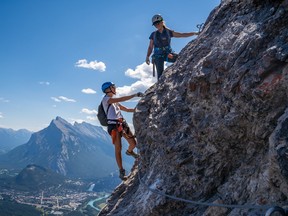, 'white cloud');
125,62,153,80
75,59,106,72
81,108,97,115
70,117,97,125
72,62,158,127
51,96,76,103
39,81,50,86
0,112,3,118
80,108,98,124
69,118,85,124
82,88,96,94
115,62,157,97
59,96,76,102
51,97,61,102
